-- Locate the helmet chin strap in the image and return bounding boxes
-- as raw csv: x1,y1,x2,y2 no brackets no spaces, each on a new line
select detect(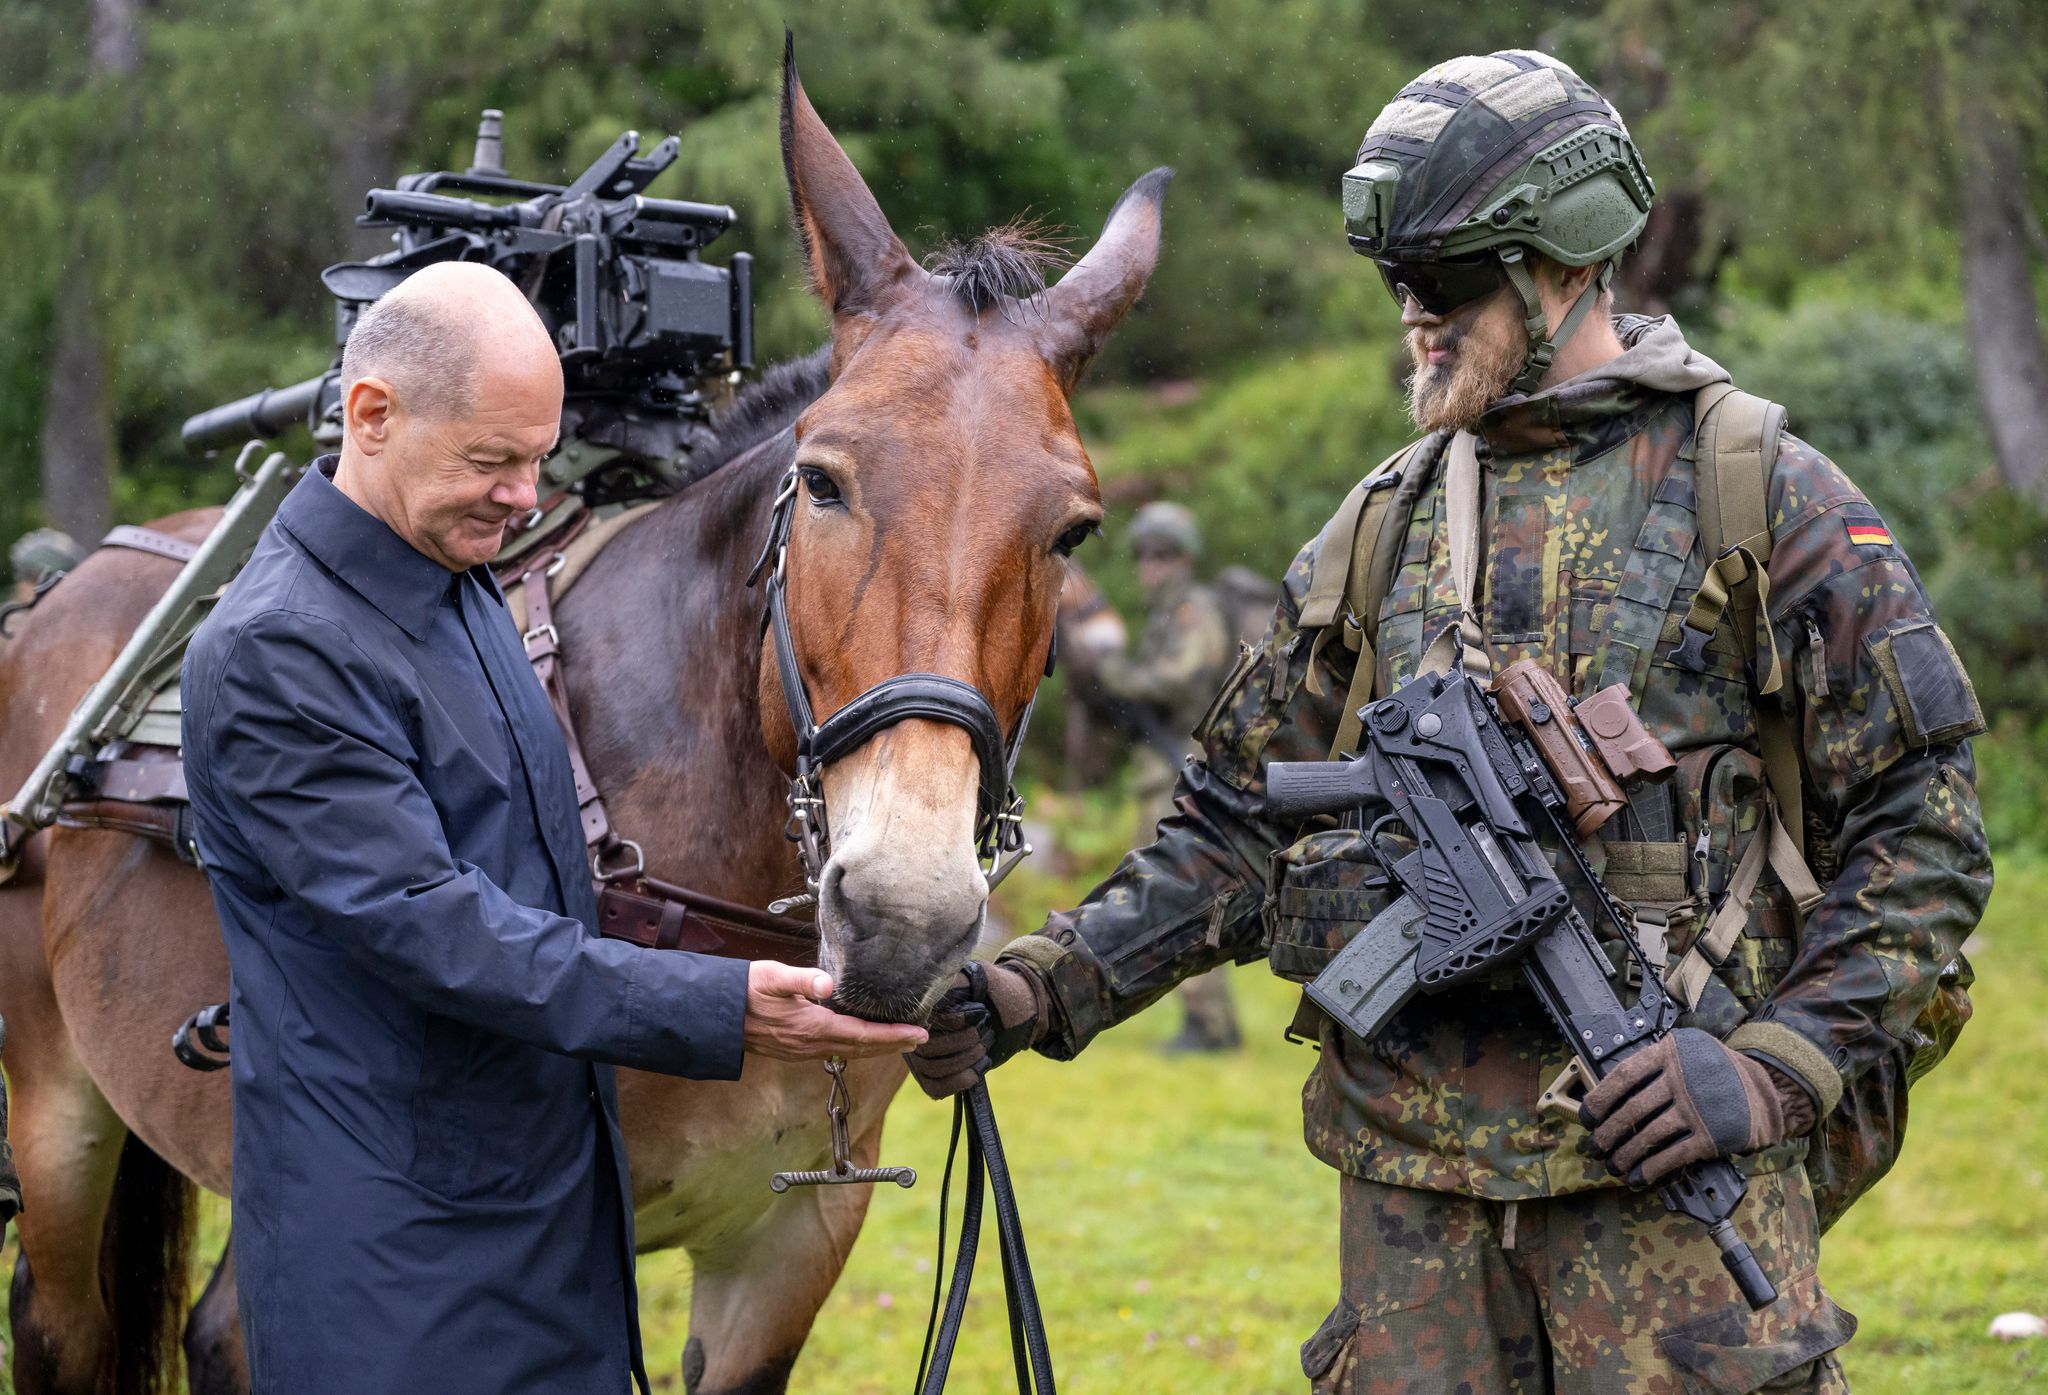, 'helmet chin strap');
1500,246,1614,395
